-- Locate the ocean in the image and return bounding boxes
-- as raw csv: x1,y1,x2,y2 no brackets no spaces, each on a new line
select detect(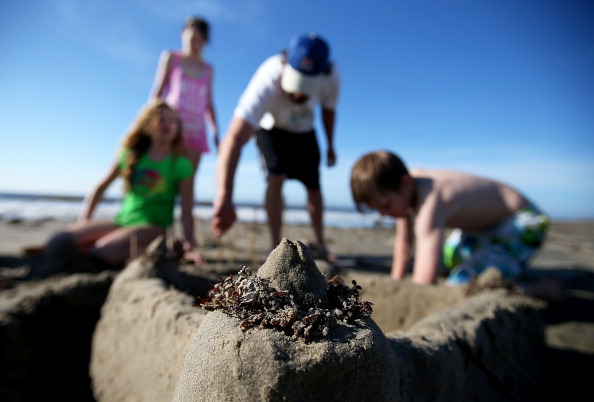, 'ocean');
0,192,392,229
